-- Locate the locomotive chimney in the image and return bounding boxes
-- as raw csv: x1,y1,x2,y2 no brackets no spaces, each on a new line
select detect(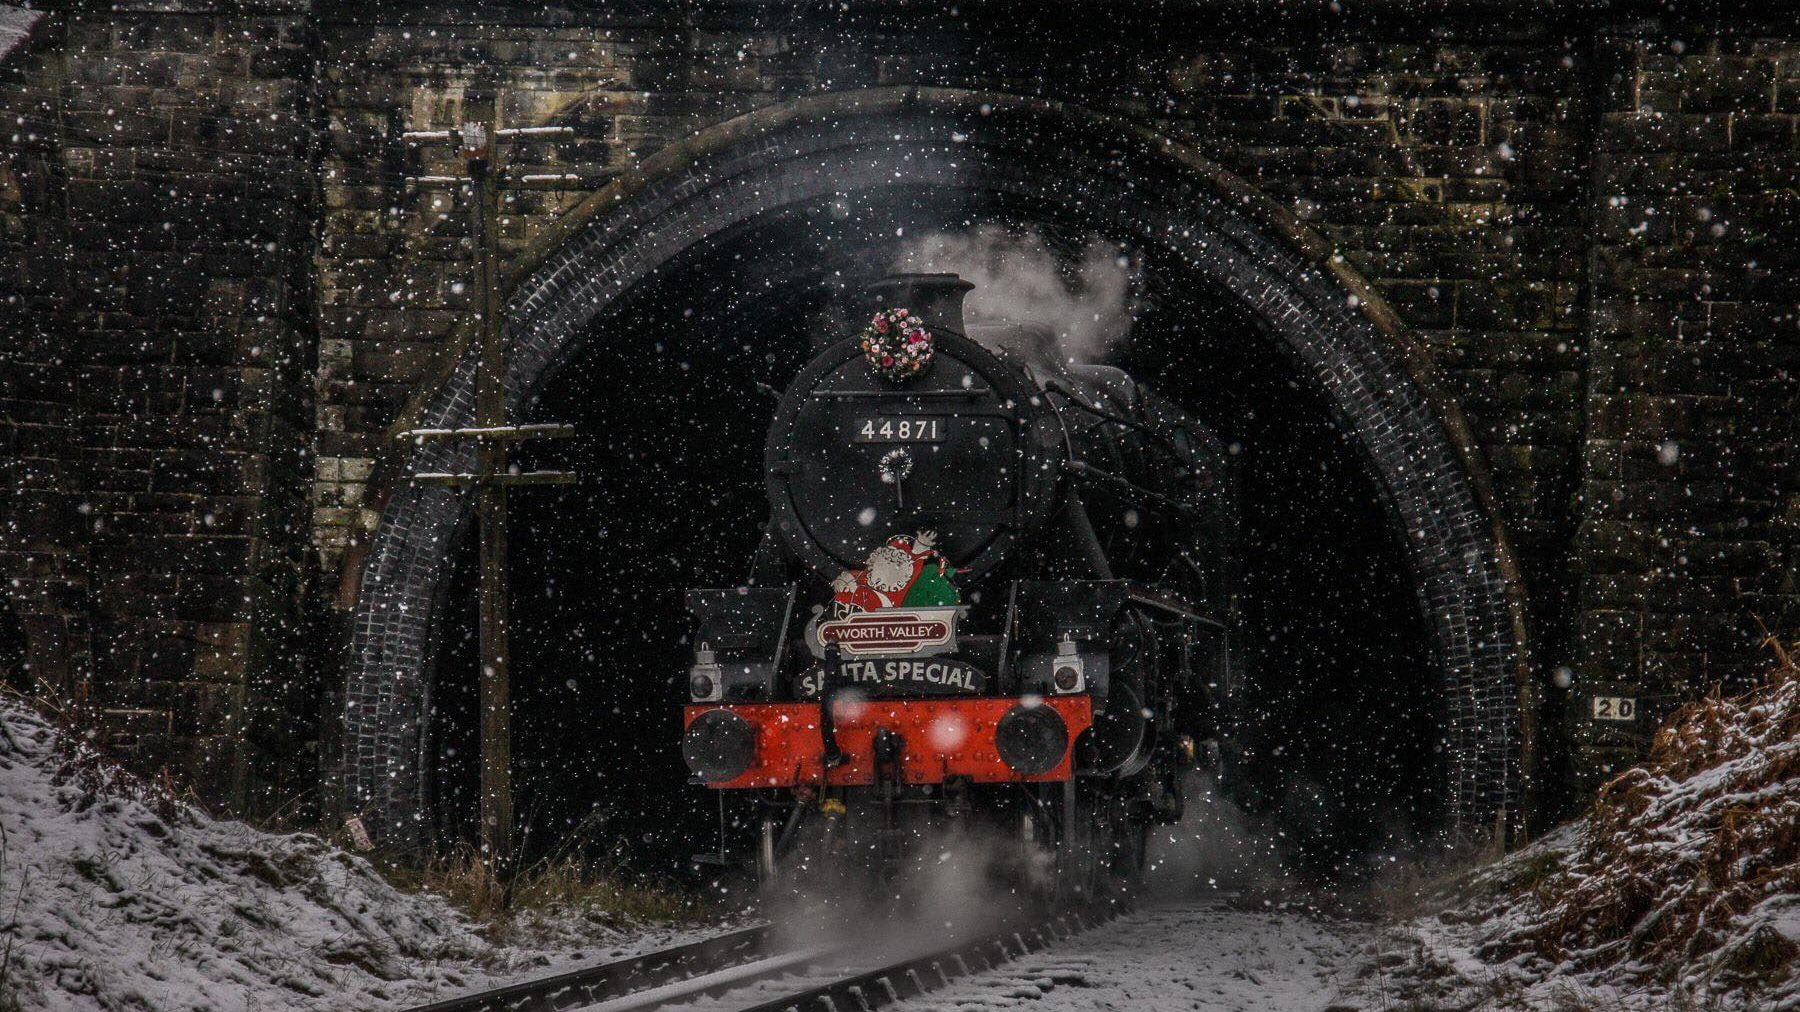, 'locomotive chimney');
861,273,975,336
